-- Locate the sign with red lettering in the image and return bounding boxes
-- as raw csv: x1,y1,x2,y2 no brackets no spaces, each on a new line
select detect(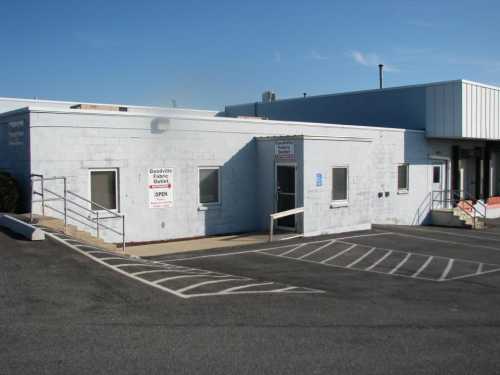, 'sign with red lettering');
148,168,173,208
